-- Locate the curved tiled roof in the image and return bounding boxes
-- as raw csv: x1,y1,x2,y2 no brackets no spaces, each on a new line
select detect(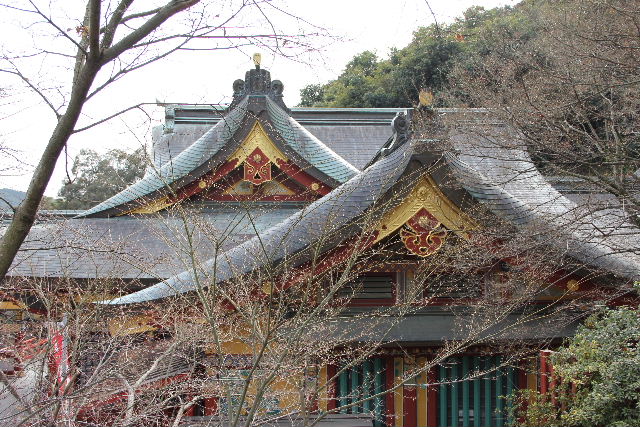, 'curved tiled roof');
77,98,249,217
446,125,640,279
265,98,359,183
8,204,303,279
53,106,639,305
78,93,360,218
102,138,413,304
